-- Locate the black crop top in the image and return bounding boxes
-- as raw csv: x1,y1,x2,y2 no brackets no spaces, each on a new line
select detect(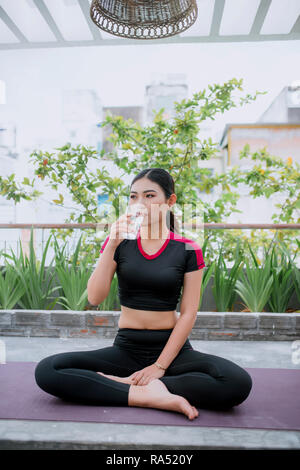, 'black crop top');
99,228,206,311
